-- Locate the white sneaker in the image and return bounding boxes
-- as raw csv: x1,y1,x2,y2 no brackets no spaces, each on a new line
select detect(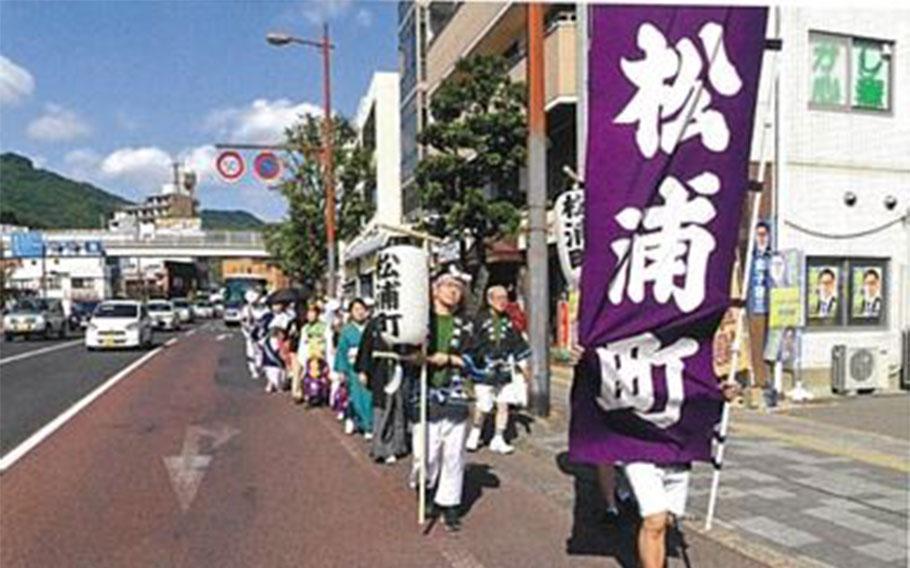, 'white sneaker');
490,436,514,454
336,412,345,421
364,432,374,441
465,427,482,452
344,419,355,435
384,455,397,464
